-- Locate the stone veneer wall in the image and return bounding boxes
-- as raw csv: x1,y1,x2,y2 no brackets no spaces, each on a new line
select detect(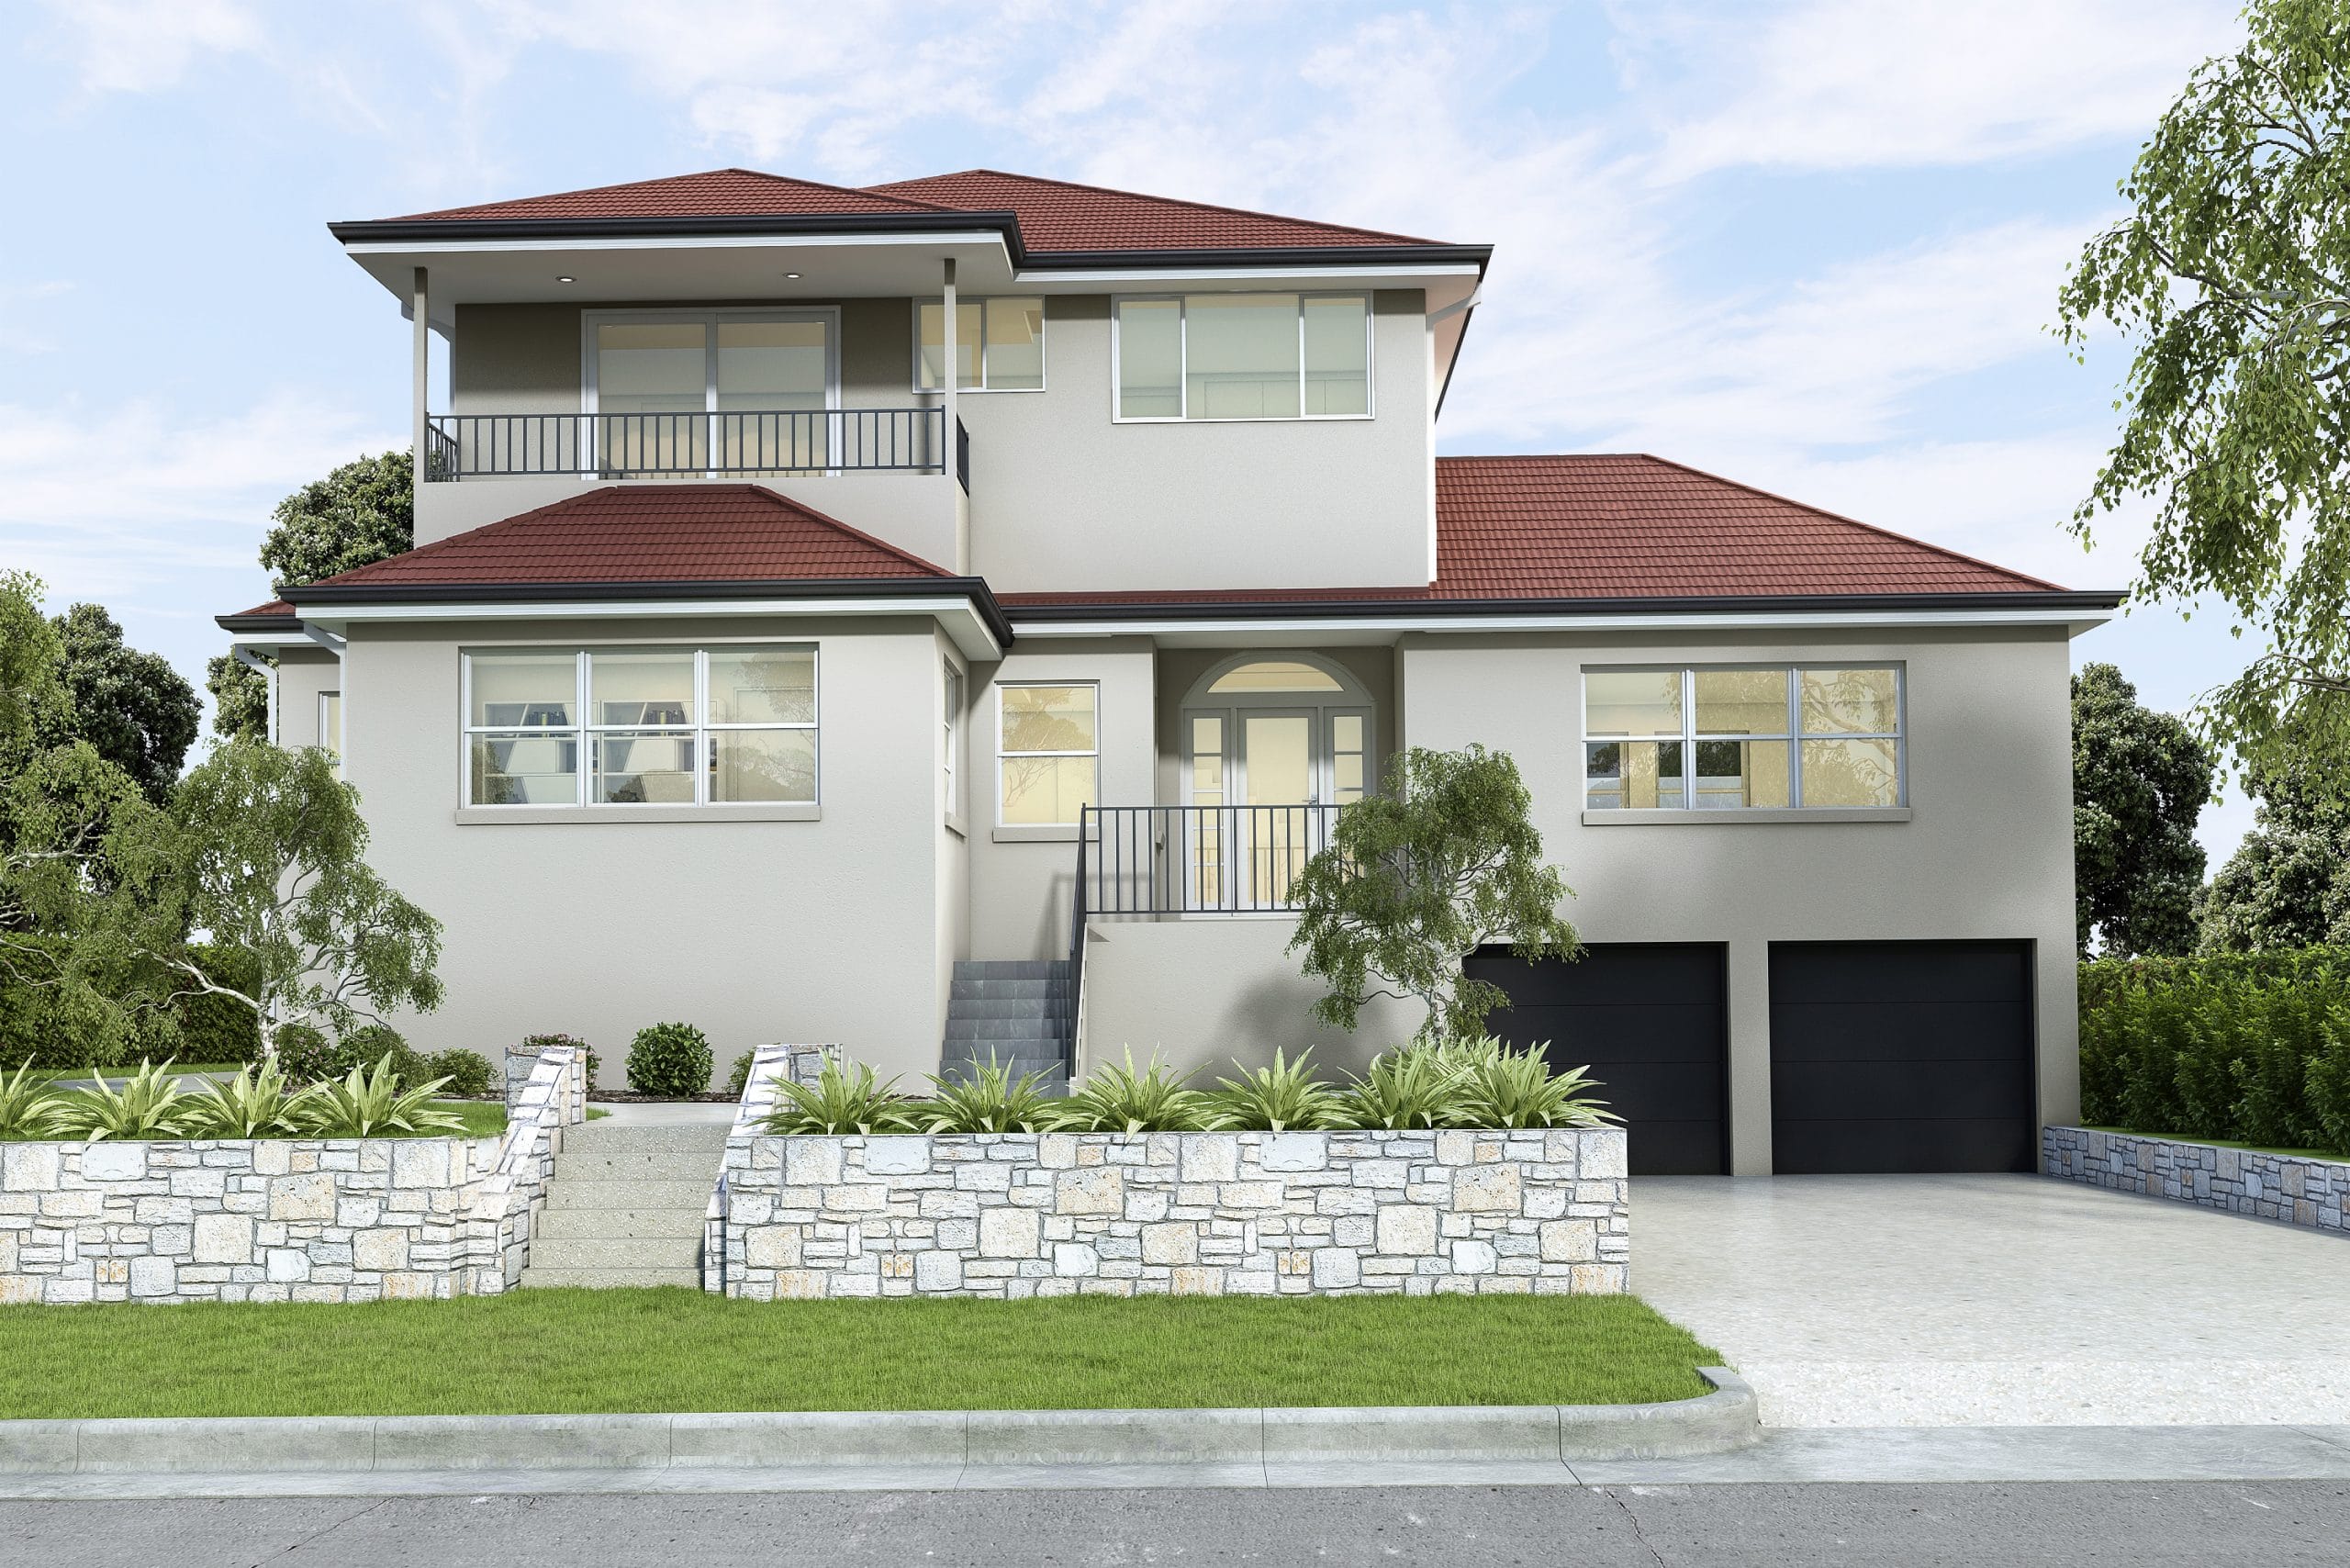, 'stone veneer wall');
2044,1125,2349,1236
705,1045,1629,1300
0,1043,586,1305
